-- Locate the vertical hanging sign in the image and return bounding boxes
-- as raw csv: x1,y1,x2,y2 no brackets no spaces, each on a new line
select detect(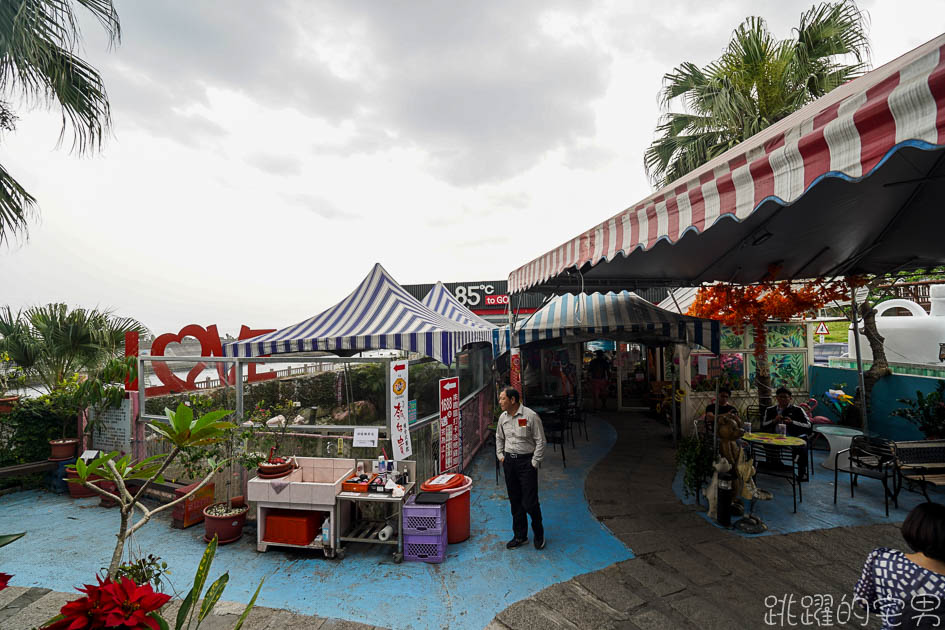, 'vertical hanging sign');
389,360,412,461
439,377,460,472
510,348,522,399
